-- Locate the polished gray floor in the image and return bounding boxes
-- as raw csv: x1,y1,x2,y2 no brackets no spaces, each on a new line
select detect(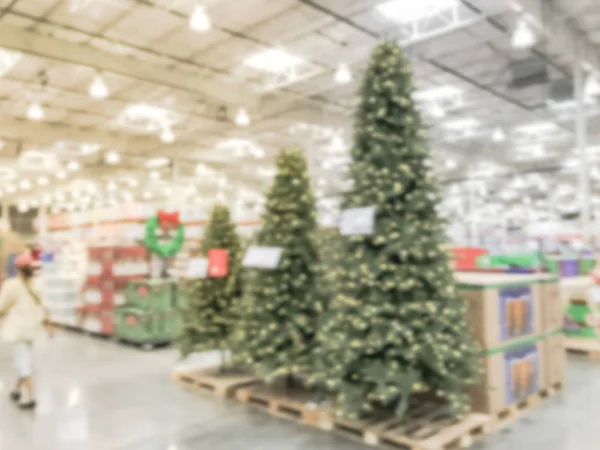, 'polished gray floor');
0,332,595,449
